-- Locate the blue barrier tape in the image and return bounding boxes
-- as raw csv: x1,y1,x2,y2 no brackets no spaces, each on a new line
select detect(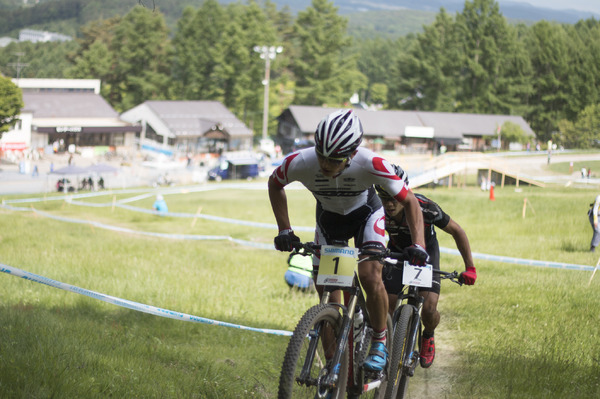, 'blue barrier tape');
28,207,274,249
0,263,292,337
439,247,594,272
2,185,314,232
1,202,594,270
